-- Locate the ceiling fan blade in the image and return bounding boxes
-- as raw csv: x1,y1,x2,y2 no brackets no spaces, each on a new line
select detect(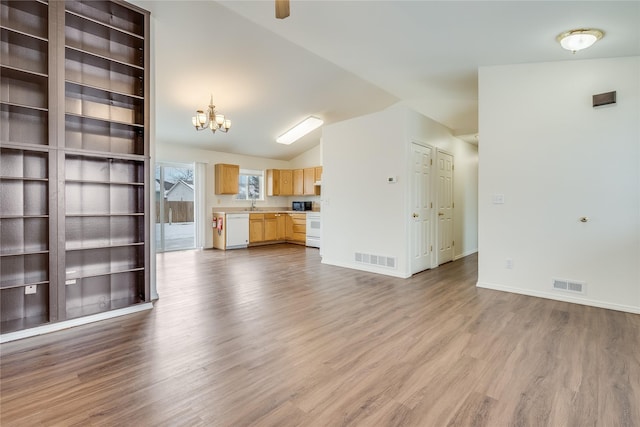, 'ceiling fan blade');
275,0,290,19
